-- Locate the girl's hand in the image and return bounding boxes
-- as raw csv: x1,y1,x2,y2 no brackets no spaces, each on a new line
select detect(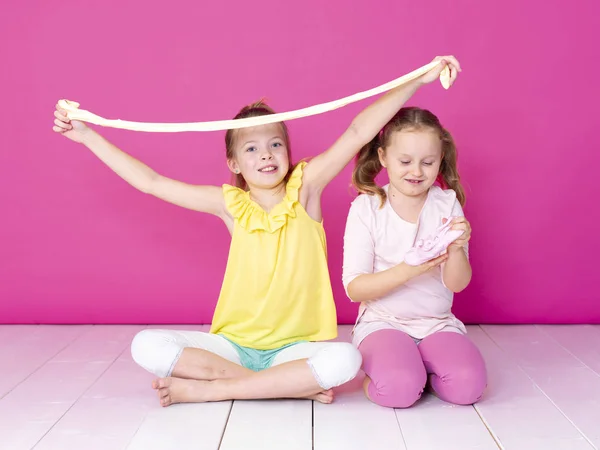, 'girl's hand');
53,104,90,143
420,55,462,87
444,216,471,251
405,252,449,279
